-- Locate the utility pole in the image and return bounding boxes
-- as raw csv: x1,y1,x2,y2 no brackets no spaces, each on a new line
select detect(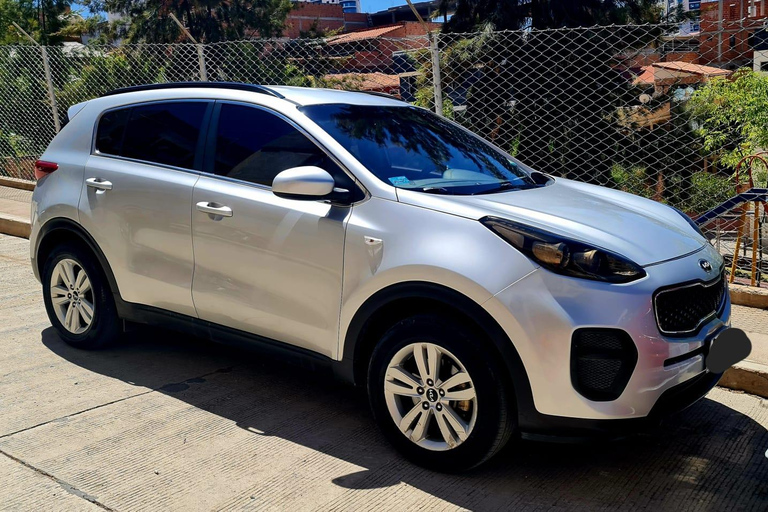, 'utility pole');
404,0,444,116
169,13,208,81
12,22,60,133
